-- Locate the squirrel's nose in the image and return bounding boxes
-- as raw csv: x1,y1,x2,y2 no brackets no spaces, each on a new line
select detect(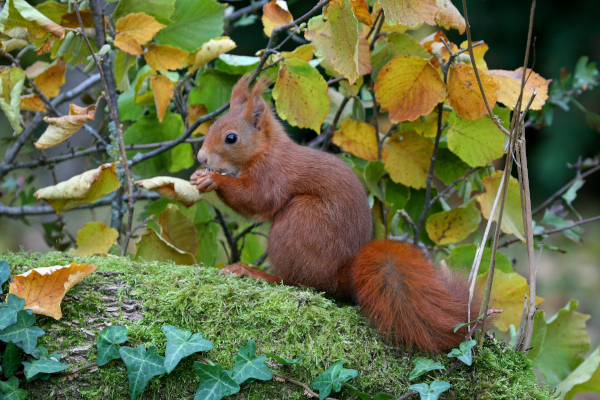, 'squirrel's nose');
197,153,208,166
